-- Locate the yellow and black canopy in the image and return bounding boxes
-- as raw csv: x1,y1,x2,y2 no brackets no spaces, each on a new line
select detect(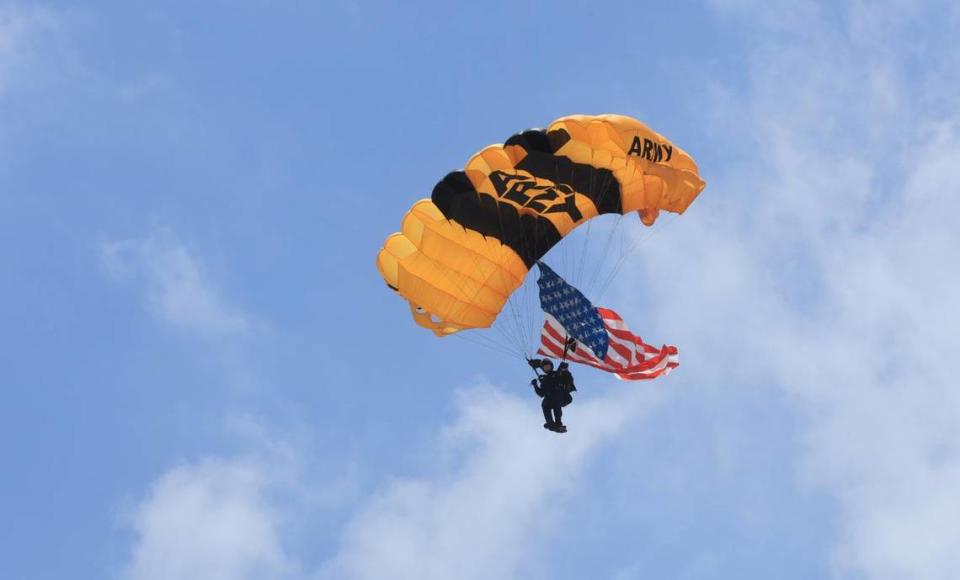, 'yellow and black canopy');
376,114,705,336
